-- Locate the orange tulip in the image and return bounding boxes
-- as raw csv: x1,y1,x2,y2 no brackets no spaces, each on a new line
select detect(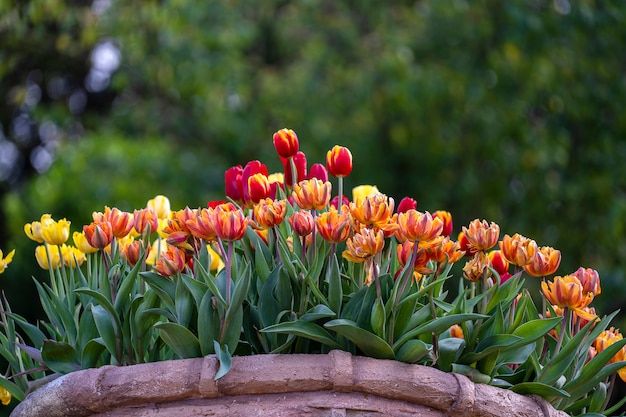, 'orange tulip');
210,205,249,241
326,145,353,178
292,179,332,211
426,237,464,264
154,246,187,277
134,208,160,235
316,206,351,244
523,246,561,277
488,250,510,277
593,327,626,382
463,252,491,282
186,208,217,242
350,193,395,230
499,233,537,267
397,241,433,275
342,228,385,263
83,221,114,249
396,210,443,243
462,219,500,252
571,267,601,296
288,210,315,237
433,210,453,237
450,324,464,339
253,198,287,230
541,275,594,315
